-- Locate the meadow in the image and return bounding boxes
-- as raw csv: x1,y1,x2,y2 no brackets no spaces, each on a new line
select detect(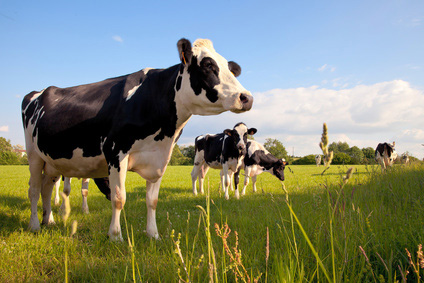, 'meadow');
0,163,423,282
